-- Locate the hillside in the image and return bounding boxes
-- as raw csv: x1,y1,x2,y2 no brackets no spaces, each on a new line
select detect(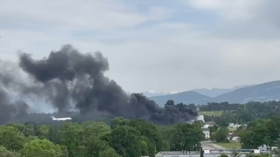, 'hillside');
149,91,210,106
206,80,280,104
142,91,173,97
191,85,253,97
191,88,233,97
149,80,280,106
